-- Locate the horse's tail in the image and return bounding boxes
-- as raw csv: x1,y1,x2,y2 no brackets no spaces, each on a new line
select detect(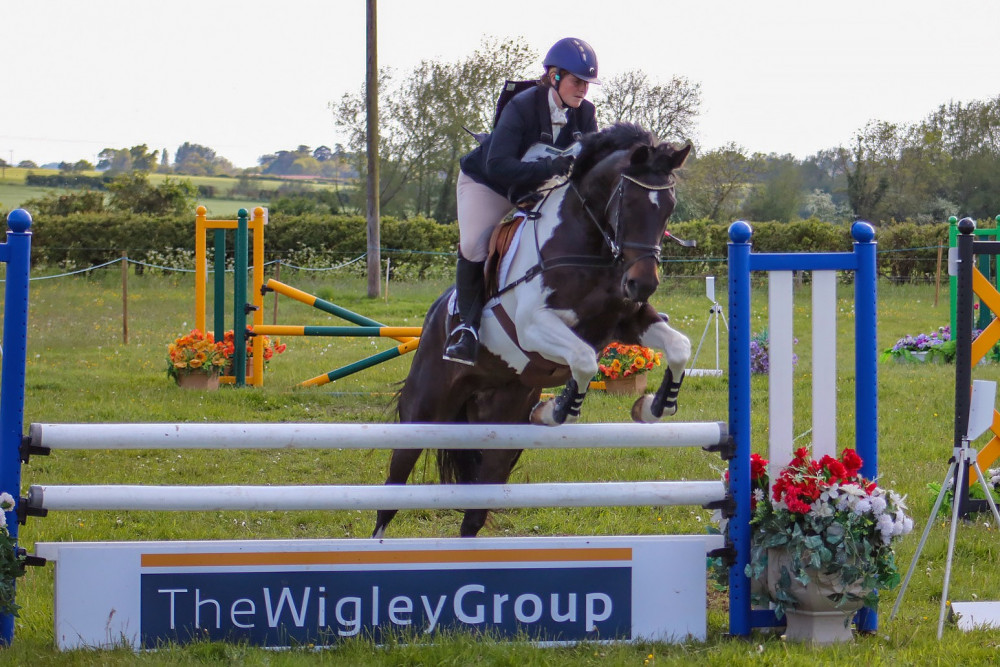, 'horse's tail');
436,449,482,485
